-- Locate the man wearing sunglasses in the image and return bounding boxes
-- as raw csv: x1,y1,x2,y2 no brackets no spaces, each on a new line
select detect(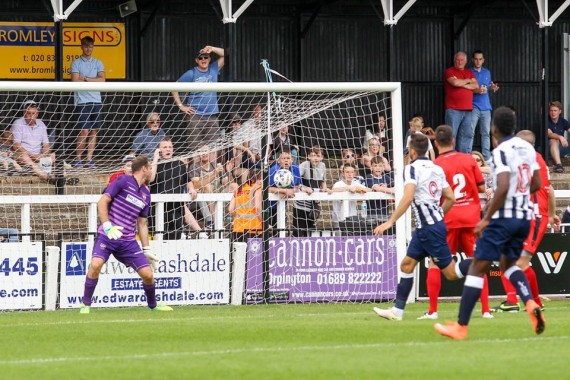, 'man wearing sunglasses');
129,112,166,159
171,45,225,151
